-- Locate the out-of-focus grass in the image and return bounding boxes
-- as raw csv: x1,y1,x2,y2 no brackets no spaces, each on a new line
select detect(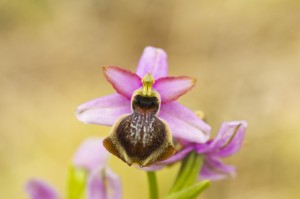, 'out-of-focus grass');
0,0,300,198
